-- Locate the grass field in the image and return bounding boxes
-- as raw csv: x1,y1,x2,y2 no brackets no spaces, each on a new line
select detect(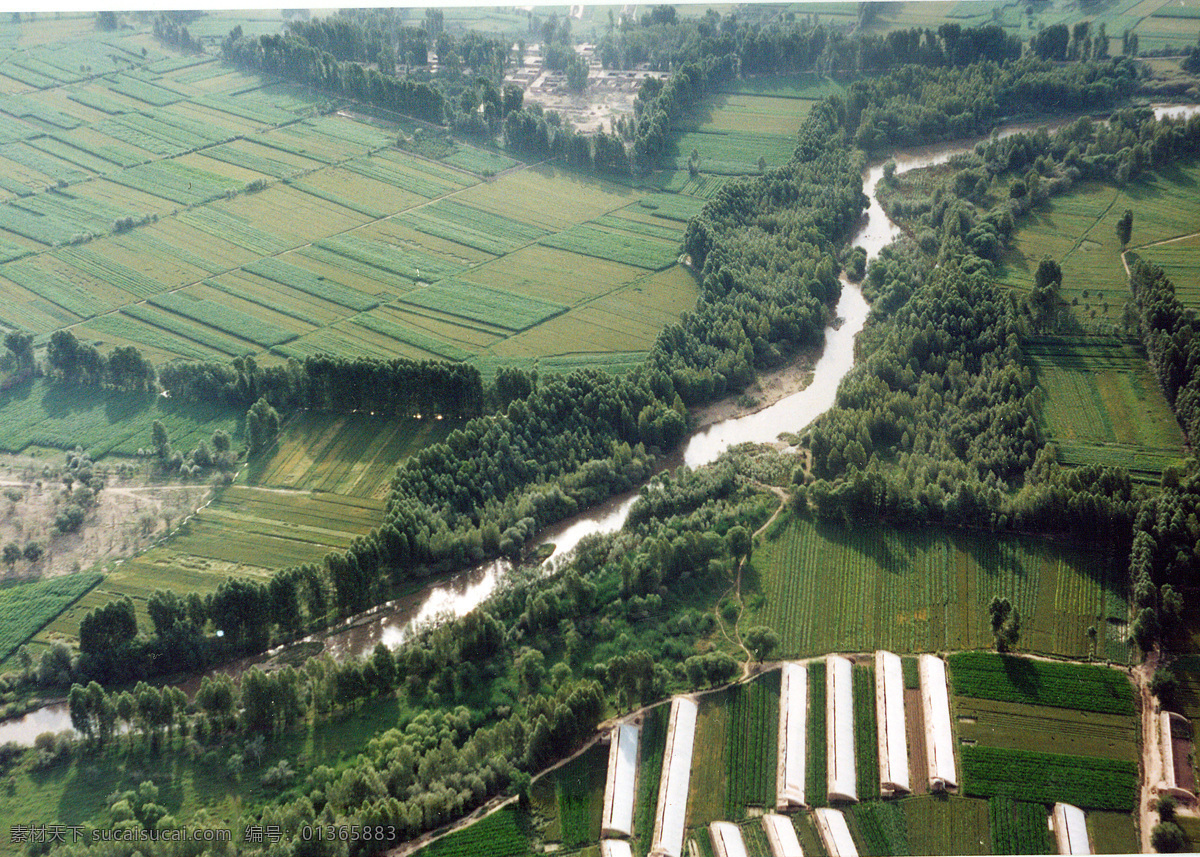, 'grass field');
1026,335,1186,480
746,514,1129,661
0,573,102,661
898,795,991,856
